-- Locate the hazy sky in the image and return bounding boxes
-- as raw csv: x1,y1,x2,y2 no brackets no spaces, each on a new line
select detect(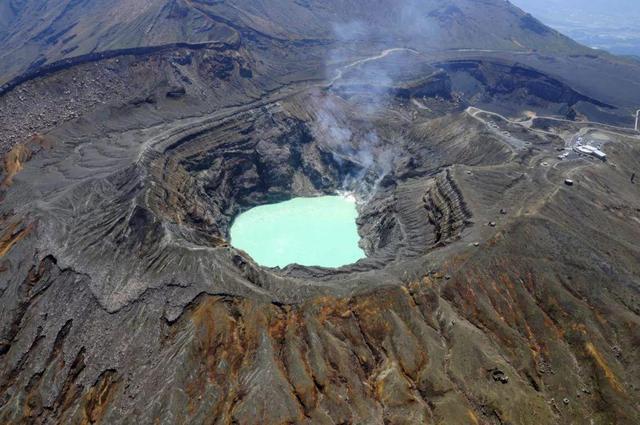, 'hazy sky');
511,0,640,22
511,0,640,56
